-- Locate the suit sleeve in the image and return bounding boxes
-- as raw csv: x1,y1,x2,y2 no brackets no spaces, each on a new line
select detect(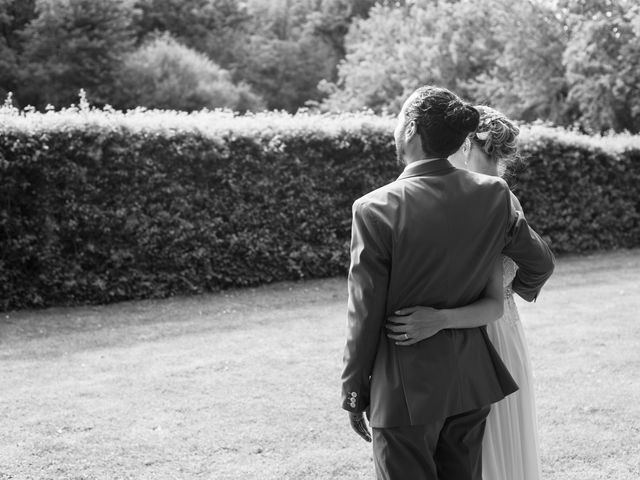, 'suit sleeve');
341,199,390,413
503,188,555,302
